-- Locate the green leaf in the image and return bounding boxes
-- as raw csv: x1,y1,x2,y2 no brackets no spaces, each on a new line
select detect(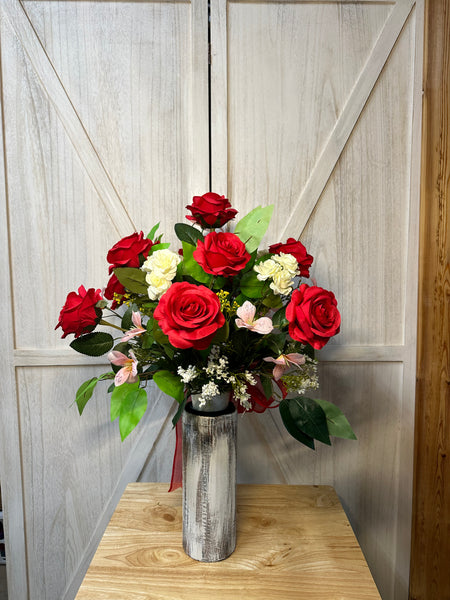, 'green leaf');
114,267,148,295
211,321,229,344
121,306,133,331
240,271,266,298
314,398,357,440
262,293,283,309
107,382,115,394
112,341,130,355
242,250,258,273
181,242,212,285
70,332,114,357
75,377,98,415
118,387,148,441
153,370,184,403
234,293,250,306
147,222,160,240
287,396,331,445
260,375,273,400
152,321,170,346
279,400,315,449
174,223,204,245
150,242,170,253
141,331,155,349
110,380,140,422
266,332,286,355
234,205,274,253
212,276,227,290
99,371,115,380
172,396,187,427
302,344,316,360
272,306,288,329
